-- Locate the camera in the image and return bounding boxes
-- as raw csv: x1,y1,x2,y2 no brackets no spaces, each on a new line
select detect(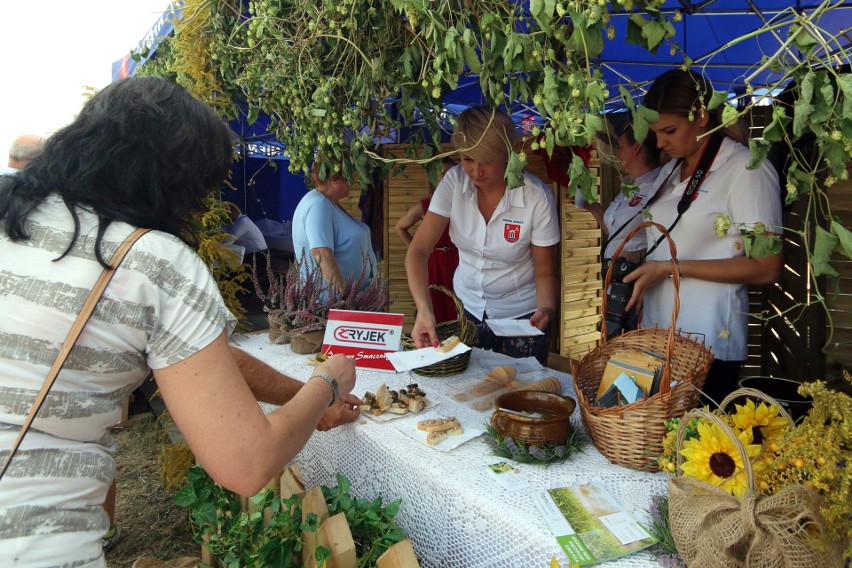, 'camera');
602,256,642,339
